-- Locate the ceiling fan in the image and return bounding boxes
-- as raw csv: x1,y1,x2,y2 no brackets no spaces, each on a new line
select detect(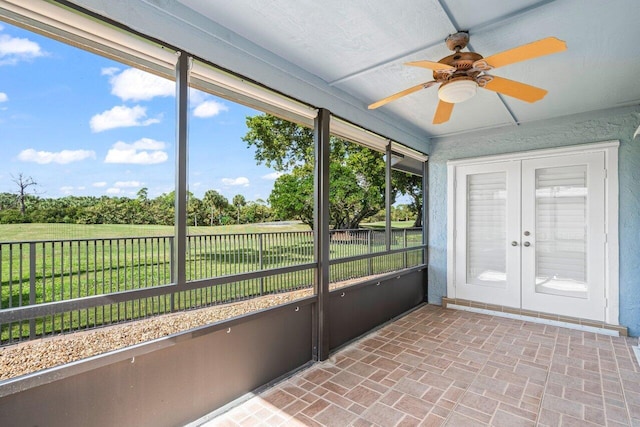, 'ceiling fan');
368,32,567,124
